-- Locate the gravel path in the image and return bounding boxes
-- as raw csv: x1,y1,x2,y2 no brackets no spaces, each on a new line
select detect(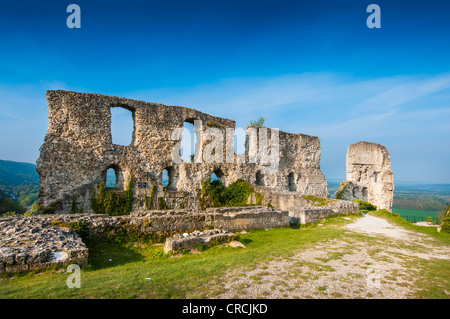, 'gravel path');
207,215,450,299
344,215,424,242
